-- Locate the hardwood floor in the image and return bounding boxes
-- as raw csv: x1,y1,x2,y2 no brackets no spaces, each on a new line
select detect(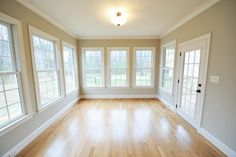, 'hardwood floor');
17,99,226,157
